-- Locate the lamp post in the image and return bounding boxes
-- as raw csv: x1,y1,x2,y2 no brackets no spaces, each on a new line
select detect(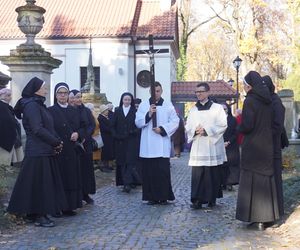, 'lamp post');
233,56,242,109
